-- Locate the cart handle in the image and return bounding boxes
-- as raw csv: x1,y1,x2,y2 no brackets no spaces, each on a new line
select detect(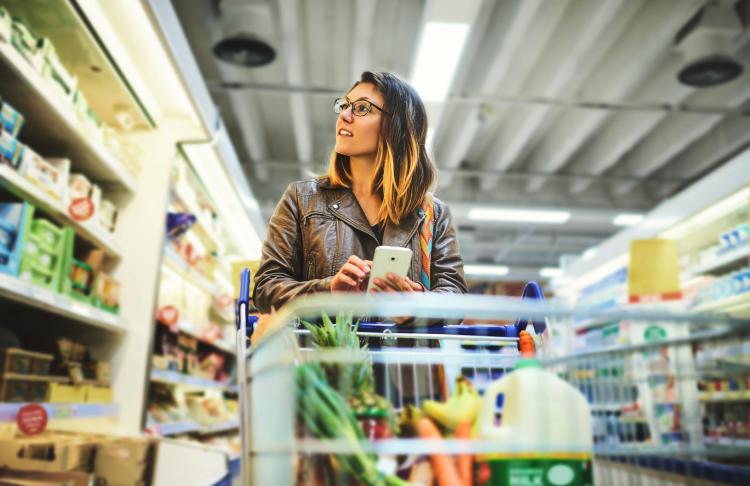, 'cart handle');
237,269,546,338
510,281,547,336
